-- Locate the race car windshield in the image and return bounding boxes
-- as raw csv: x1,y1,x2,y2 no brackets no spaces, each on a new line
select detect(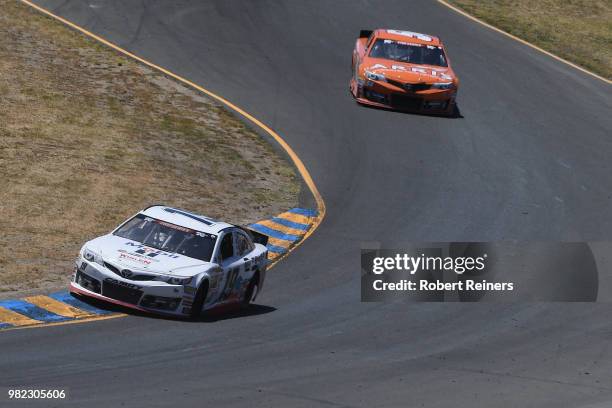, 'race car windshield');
113,214,217,262
369,39,448,67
